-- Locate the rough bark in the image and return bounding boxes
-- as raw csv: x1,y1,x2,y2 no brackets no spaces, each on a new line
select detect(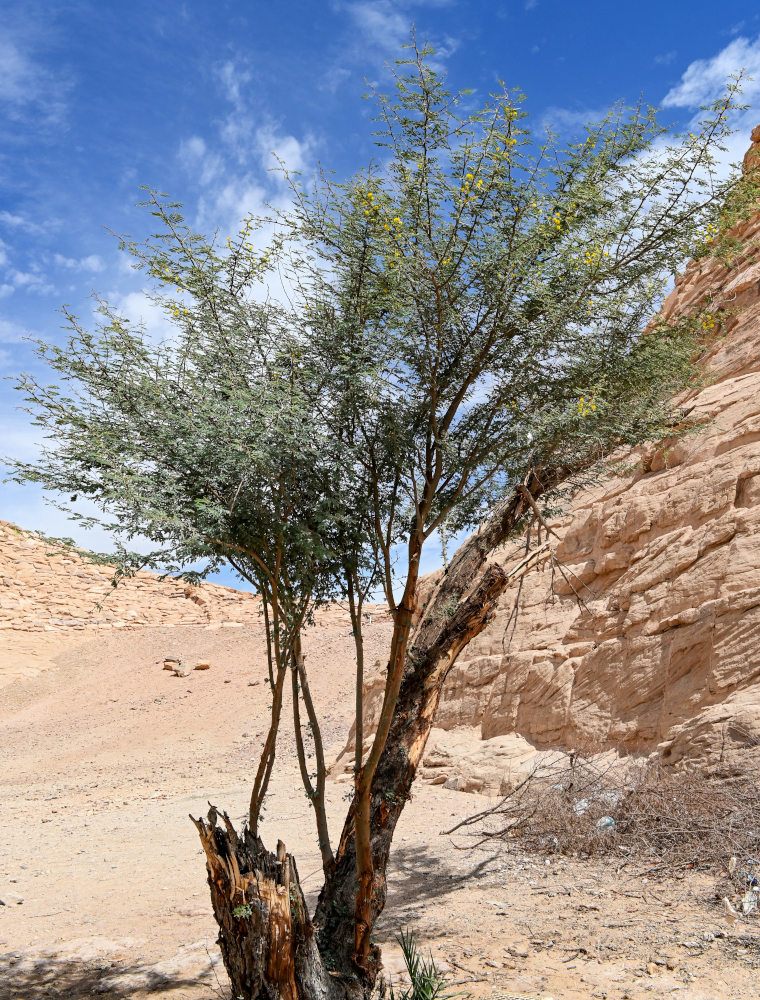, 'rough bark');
313,467,570,980
192,809,352,1000
195,468,571,999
